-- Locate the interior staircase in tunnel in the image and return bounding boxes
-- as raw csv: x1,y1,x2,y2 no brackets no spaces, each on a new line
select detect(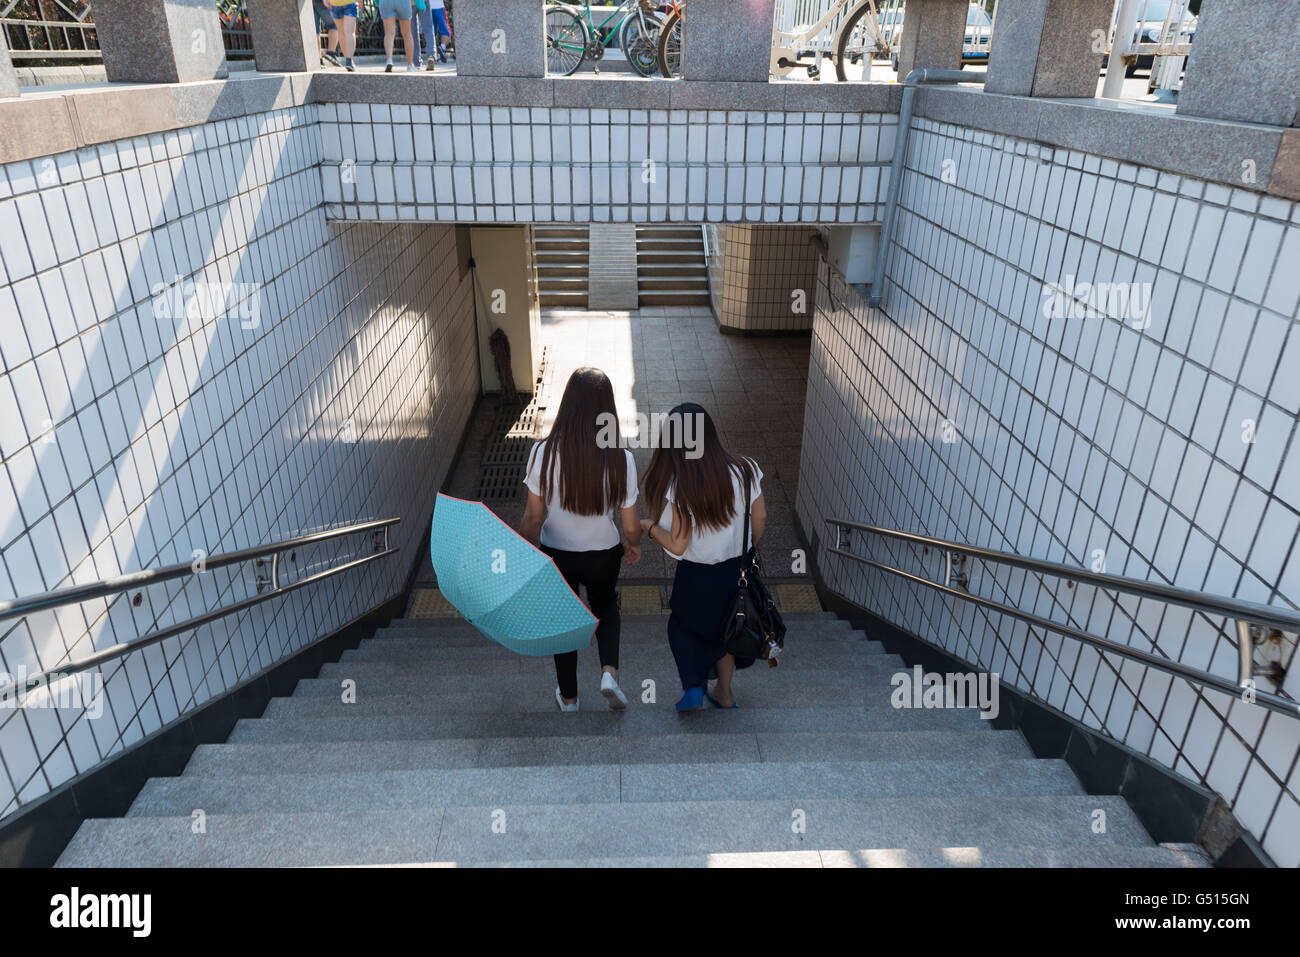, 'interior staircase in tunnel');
534,225,711,309
53,613,1211,867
